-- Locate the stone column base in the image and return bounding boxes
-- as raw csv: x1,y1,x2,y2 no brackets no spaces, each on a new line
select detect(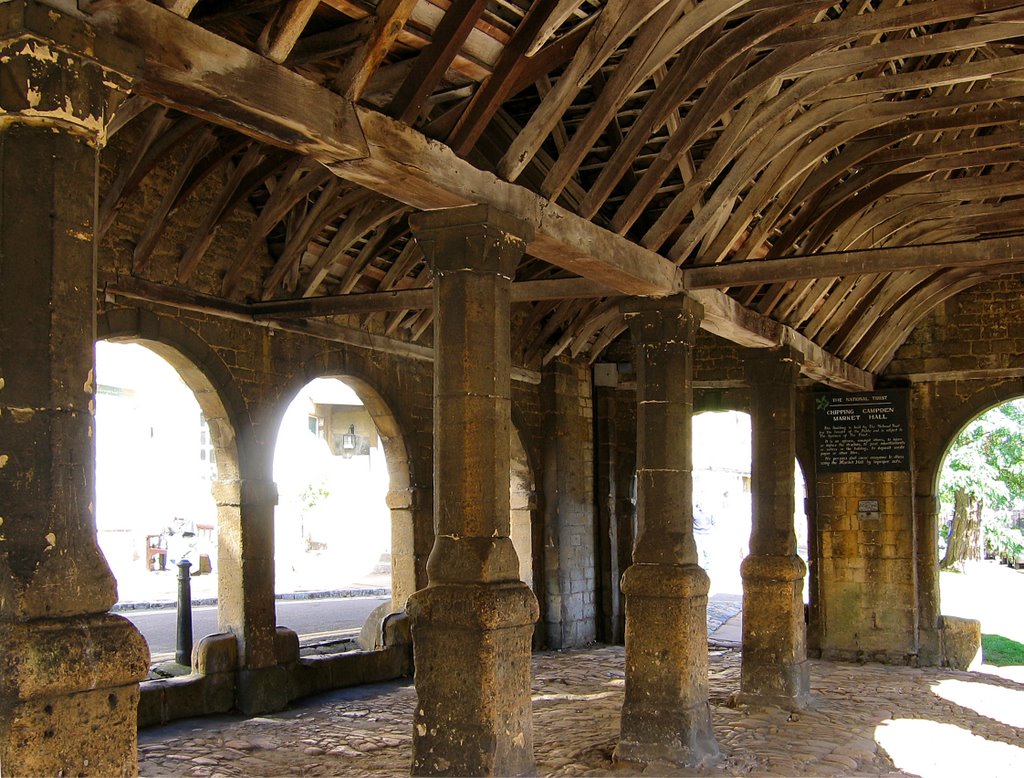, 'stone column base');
0,613,149,776
407,581,539,777
739,554,810,710
615,563,719,768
